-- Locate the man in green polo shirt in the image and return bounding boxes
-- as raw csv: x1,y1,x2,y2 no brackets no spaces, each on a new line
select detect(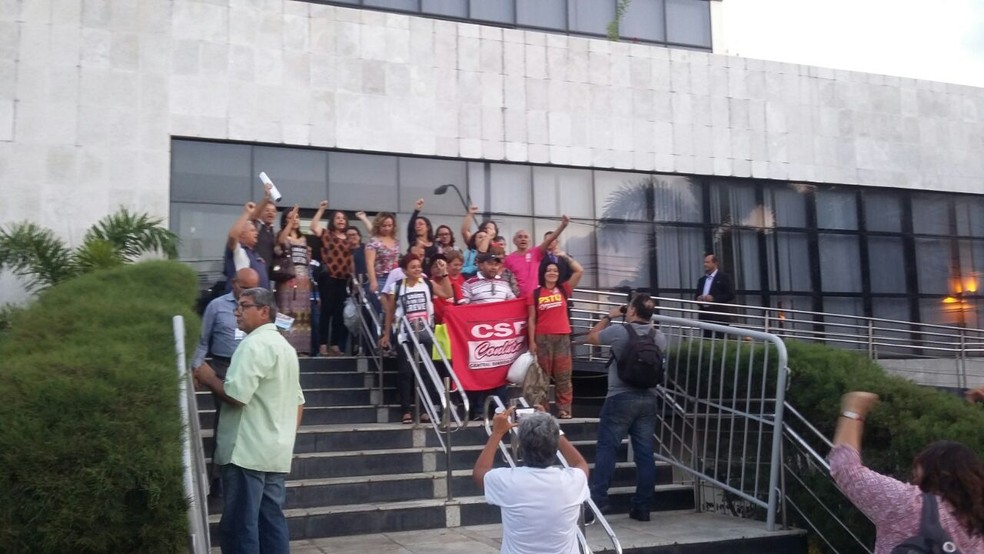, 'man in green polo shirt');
194,287,305,554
